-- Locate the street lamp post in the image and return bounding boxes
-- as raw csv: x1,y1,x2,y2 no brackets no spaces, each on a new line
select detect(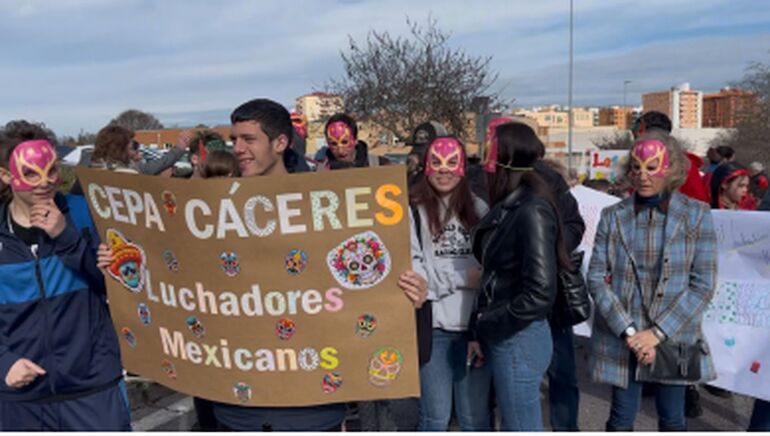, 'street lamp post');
623,80,632,107
567,0,574,172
